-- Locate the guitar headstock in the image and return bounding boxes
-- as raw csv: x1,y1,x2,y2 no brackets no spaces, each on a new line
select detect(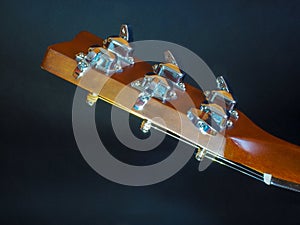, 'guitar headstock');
71,25,239,139
41,24,300,192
